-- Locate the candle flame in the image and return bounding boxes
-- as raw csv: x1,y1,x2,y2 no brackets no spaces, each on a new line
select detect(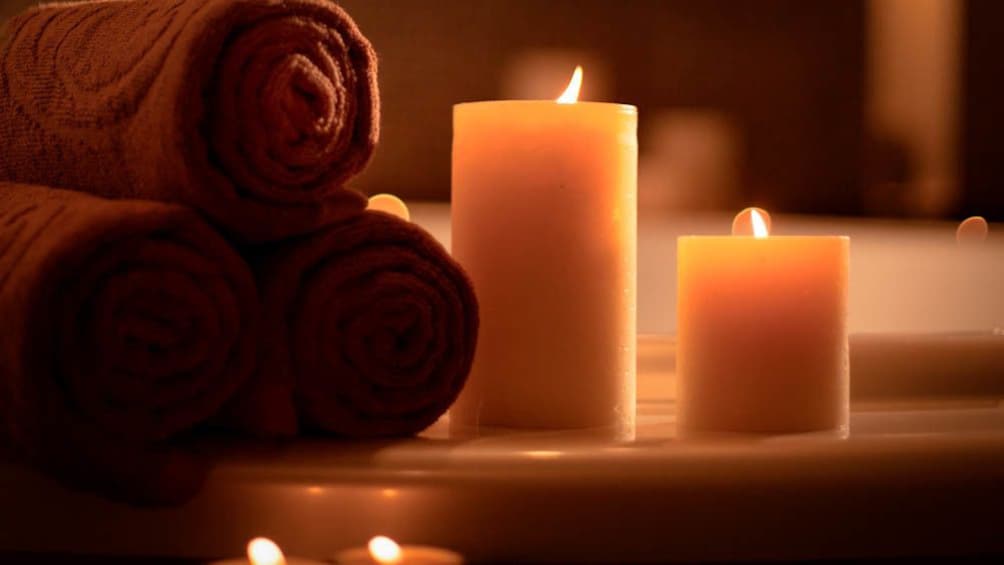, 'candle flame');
367,193,411,221
751,209,769,239
368,536,403,564
556,65,583,104
246,537,286,565
731,207,772,236
956,215,988,245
